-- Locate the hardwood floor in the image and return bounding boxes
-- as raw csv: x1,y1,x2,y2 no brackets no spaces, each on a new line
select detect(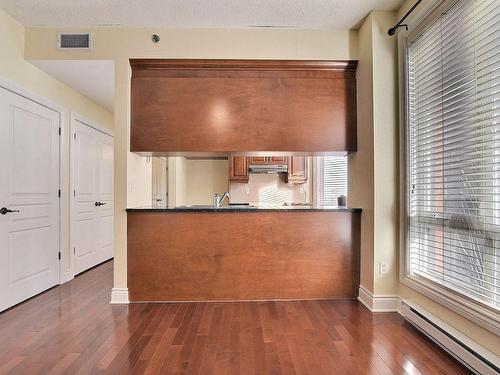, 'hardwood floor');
0,261,471,375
